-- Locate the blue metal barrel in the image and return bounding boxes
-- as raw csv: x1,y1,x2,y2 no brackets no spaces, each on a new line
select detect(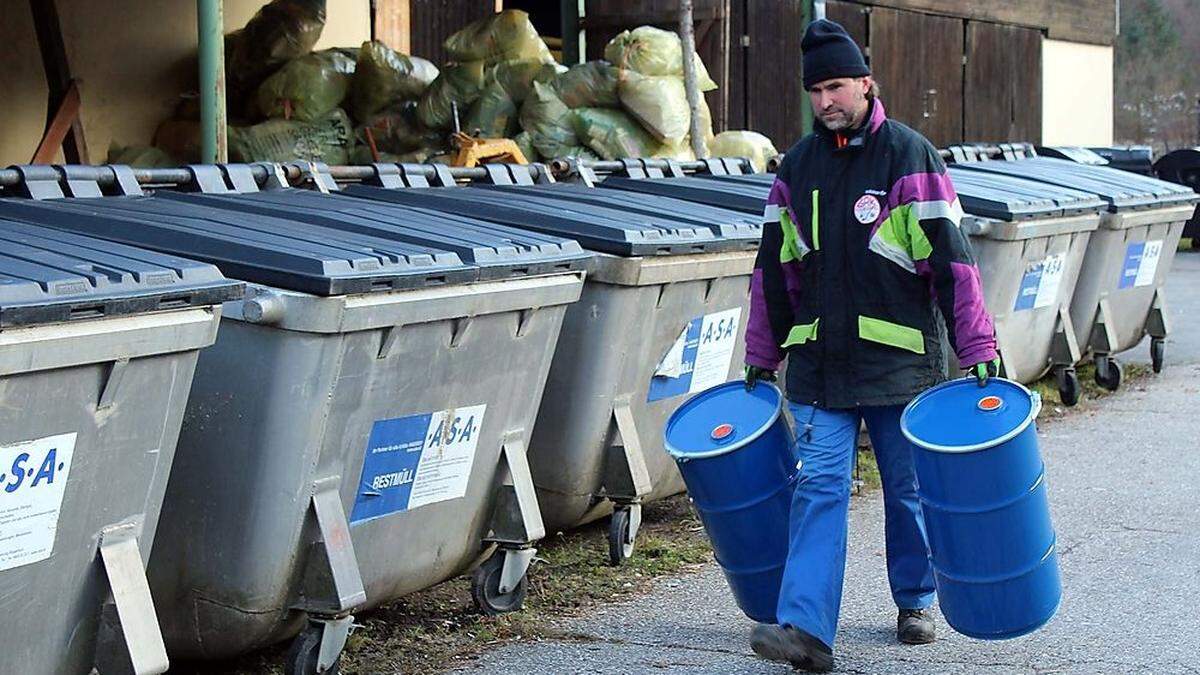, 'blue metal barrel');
901,378,1061,640
664,382,799,623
